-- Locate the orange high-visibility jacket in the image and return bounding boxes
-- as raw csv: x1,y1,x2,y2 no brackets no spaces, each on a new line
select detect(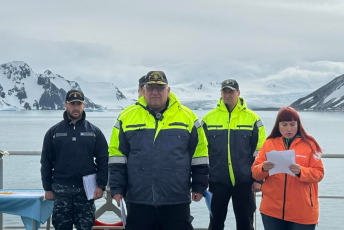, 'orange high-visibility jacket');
252,136,324,225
